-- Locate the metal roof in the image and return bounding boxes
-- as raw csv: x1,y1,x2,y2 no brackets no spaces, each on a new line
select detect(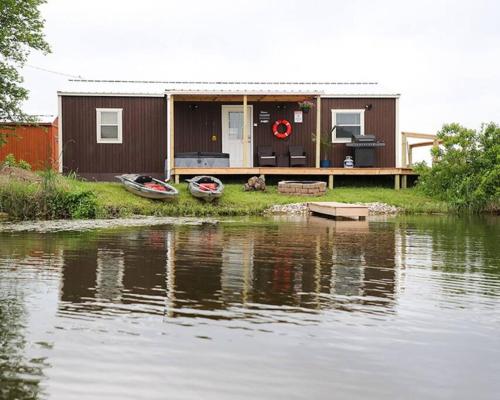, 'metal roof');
58,79,400,98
